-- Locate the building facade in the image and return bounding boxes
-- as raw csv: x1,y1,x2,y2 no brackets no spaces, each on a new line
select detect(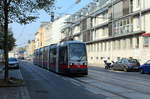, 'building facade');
62,0,150,65
35,15,70,48
25,40,35,59
45,15,70,46
35,22,49,49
